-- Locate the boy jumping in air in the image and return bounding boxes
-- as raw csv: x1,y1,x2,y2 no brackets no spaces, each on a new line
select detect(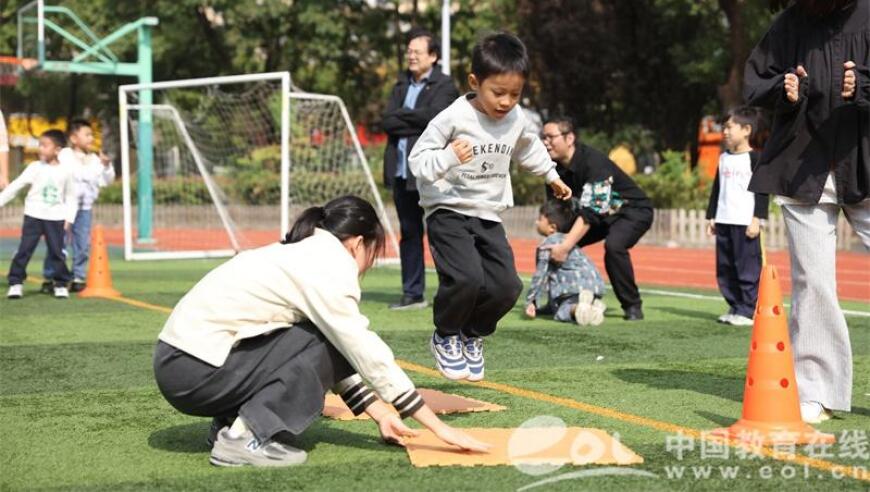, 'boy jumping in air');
409,32,571,381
